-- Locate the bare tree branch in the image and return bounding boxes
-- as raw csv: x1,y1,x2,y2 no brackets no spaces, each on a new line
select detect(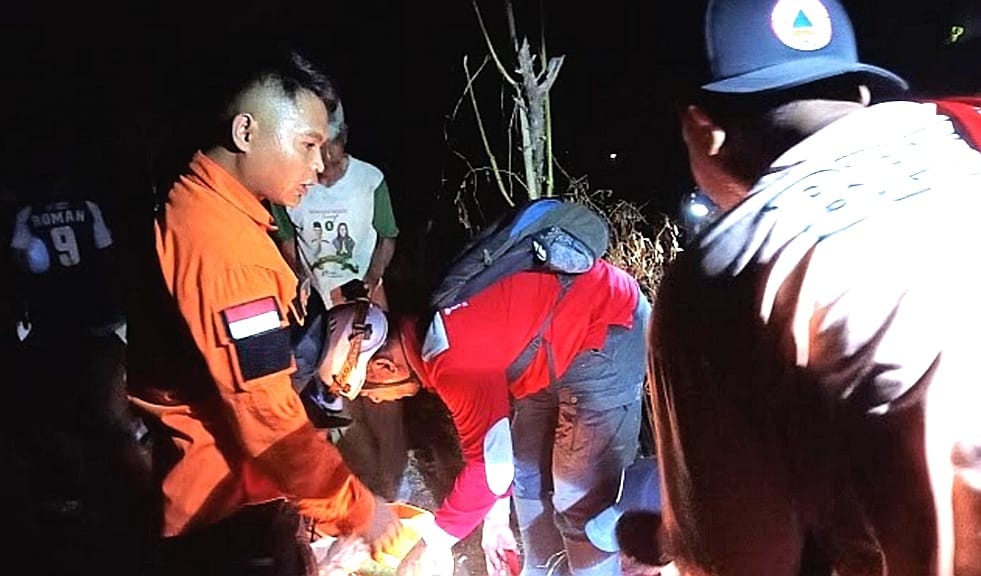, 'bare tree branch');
539,55,564,92
505,0,520,53
473,0,518,88
464,54,515,206
541,45,555,198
